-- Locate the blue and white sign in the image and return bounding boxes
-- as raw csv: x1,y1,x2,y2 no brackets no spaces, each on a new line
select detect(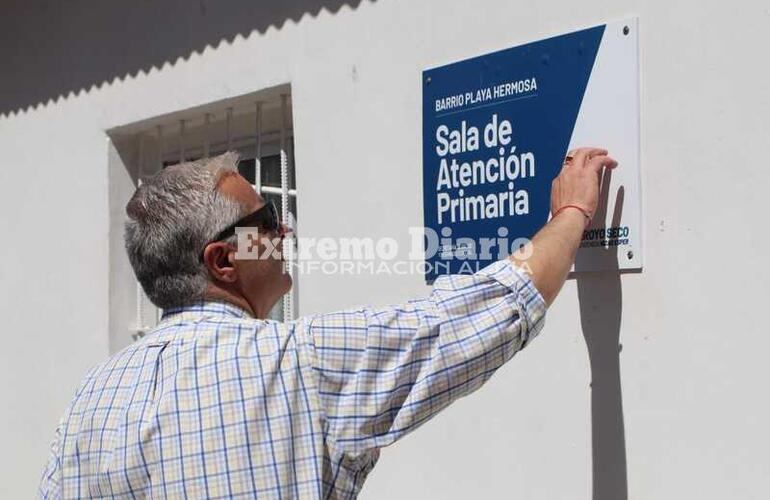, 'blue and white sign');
422,19,642,280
